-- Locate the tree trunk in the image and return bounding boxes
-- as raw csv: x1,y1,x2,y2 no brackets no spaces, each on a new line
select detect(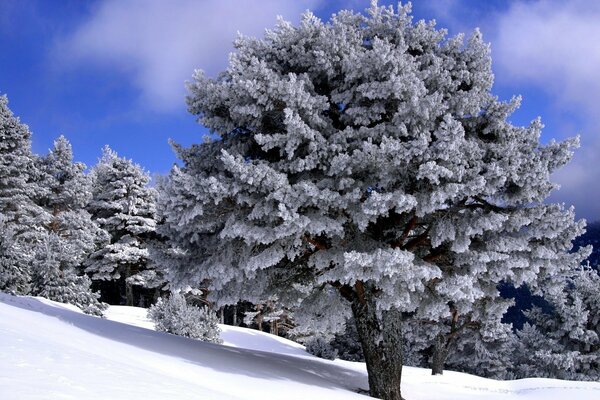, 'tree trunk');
351,291,404,400
125,282,134,306
124,265,134,306
431,334,449,375
271,320,278,336
431,305,461,375
233,304,238,326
